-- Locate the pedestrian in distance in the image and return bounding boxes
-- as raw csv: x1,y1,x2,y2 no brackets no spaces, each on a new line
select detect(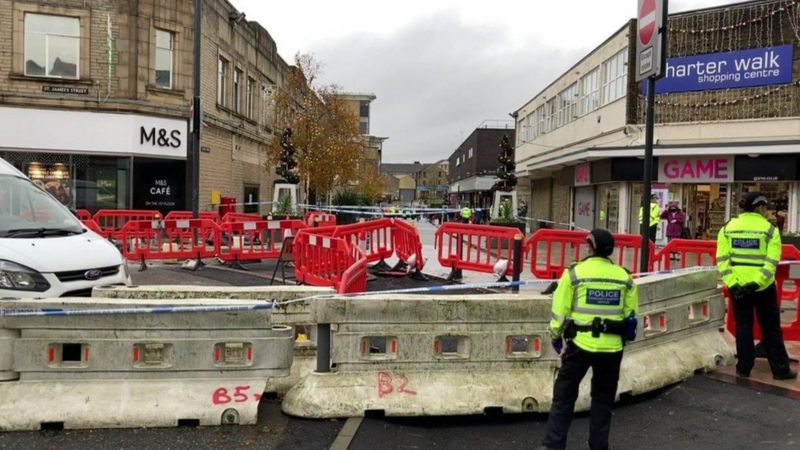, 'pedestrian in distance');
541,229,639,450
460,204,472,224
661,201,686,261
717,192,797,380
639,194,660,242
